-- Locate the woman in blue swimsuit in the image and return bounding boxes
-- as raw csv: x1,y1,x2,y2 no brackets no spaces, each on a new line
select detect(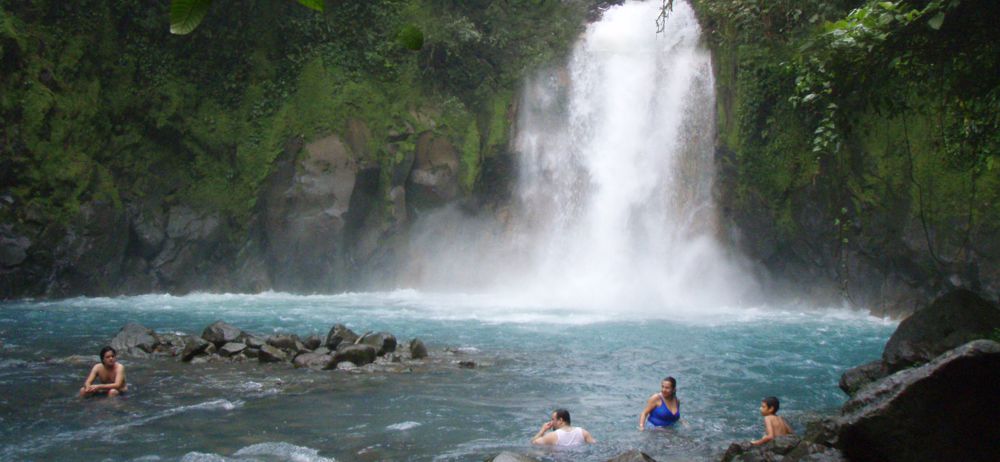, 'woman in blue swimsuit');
639,376,680,430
